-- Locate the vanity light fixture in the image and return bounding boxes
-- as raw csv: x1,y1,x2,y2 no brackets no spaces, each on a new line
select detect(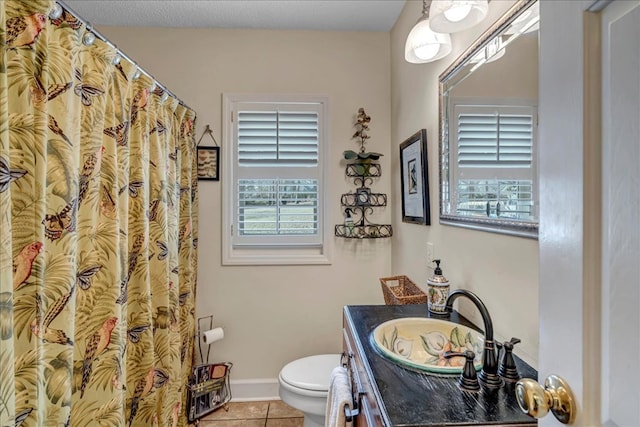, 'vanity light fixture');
405,0,452,64
470,35,506,64
505,2,540,35
429,0,489,33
